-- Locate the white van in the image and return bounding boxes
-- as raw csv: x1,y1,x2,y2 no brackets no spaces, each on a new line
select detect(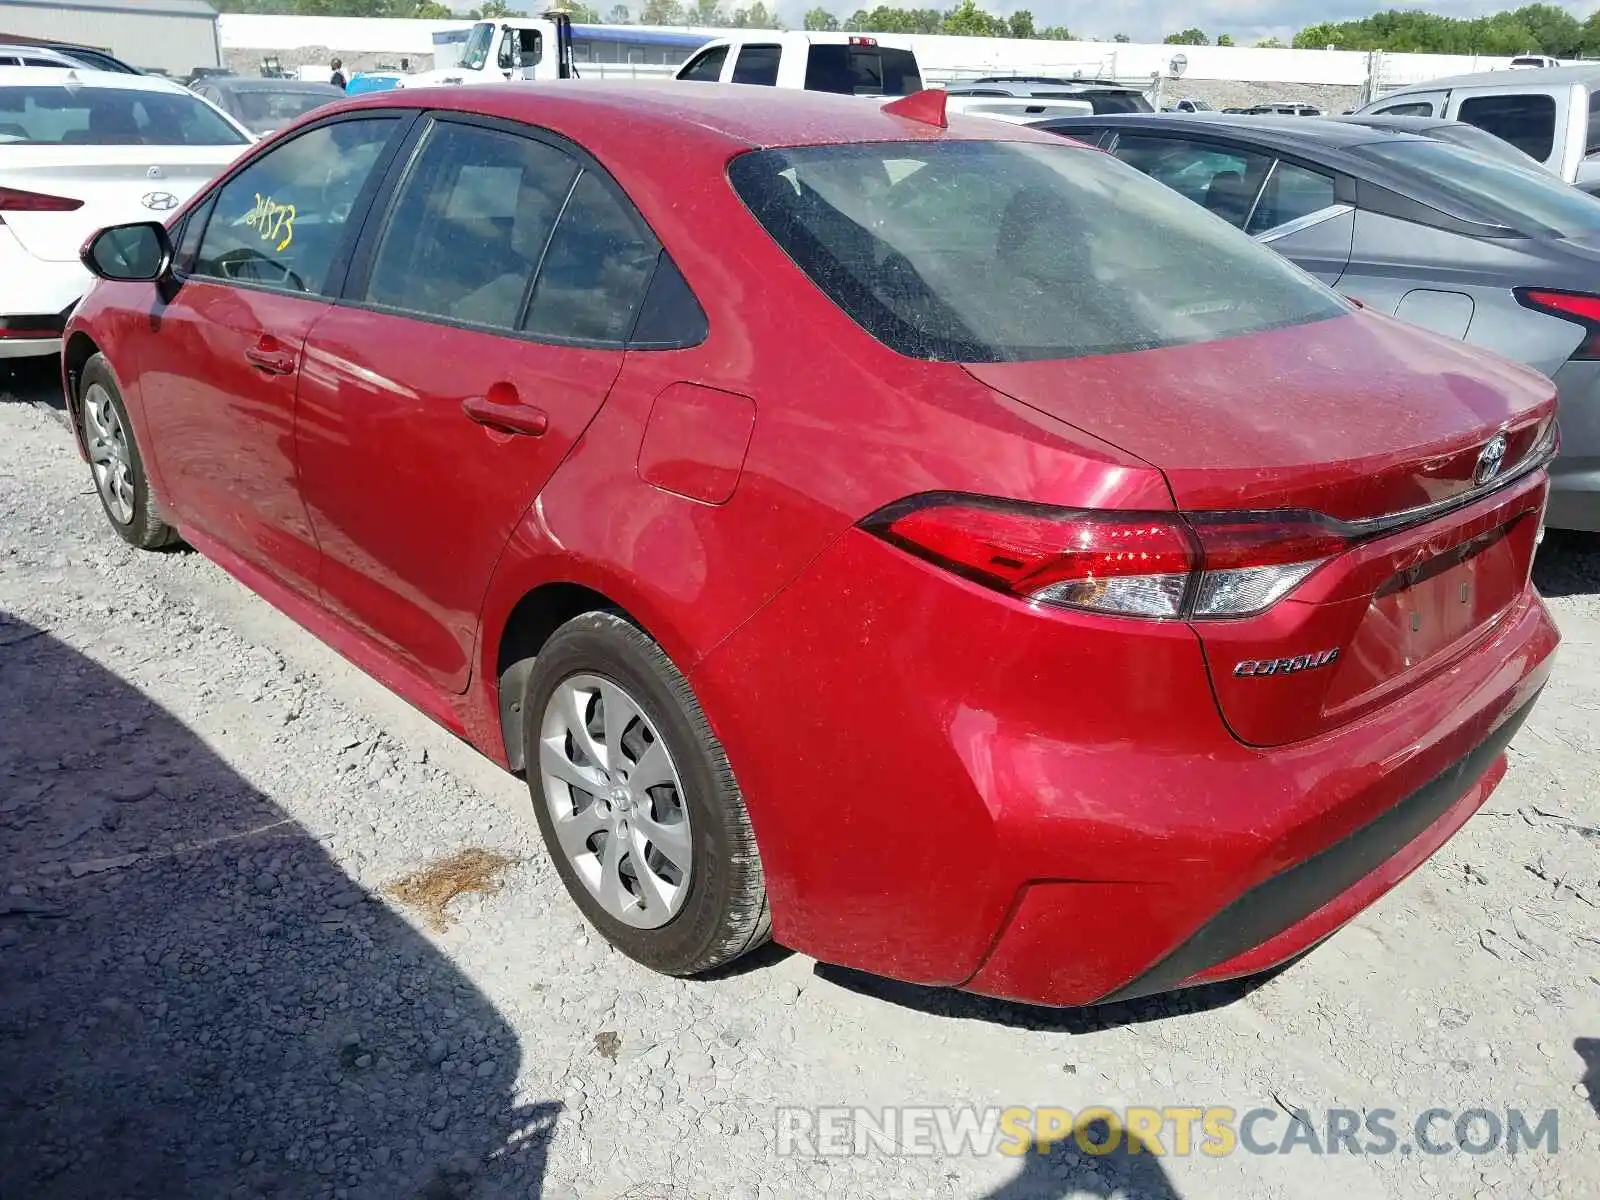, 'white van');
1358,65,1600,187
